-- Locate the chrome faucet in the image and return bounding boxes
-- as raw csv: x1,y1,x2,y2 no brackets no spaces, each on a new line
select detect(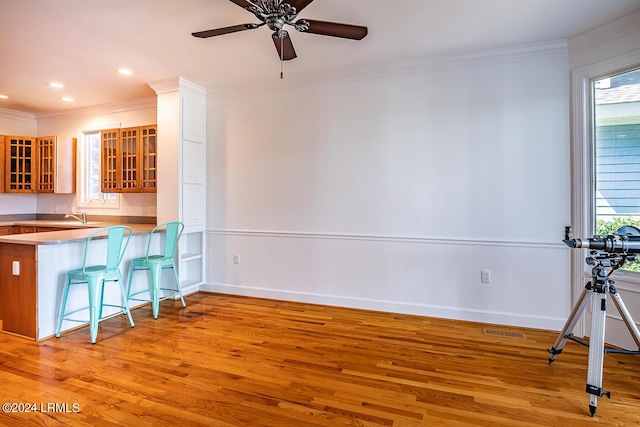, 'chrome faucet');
65,212,87,224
